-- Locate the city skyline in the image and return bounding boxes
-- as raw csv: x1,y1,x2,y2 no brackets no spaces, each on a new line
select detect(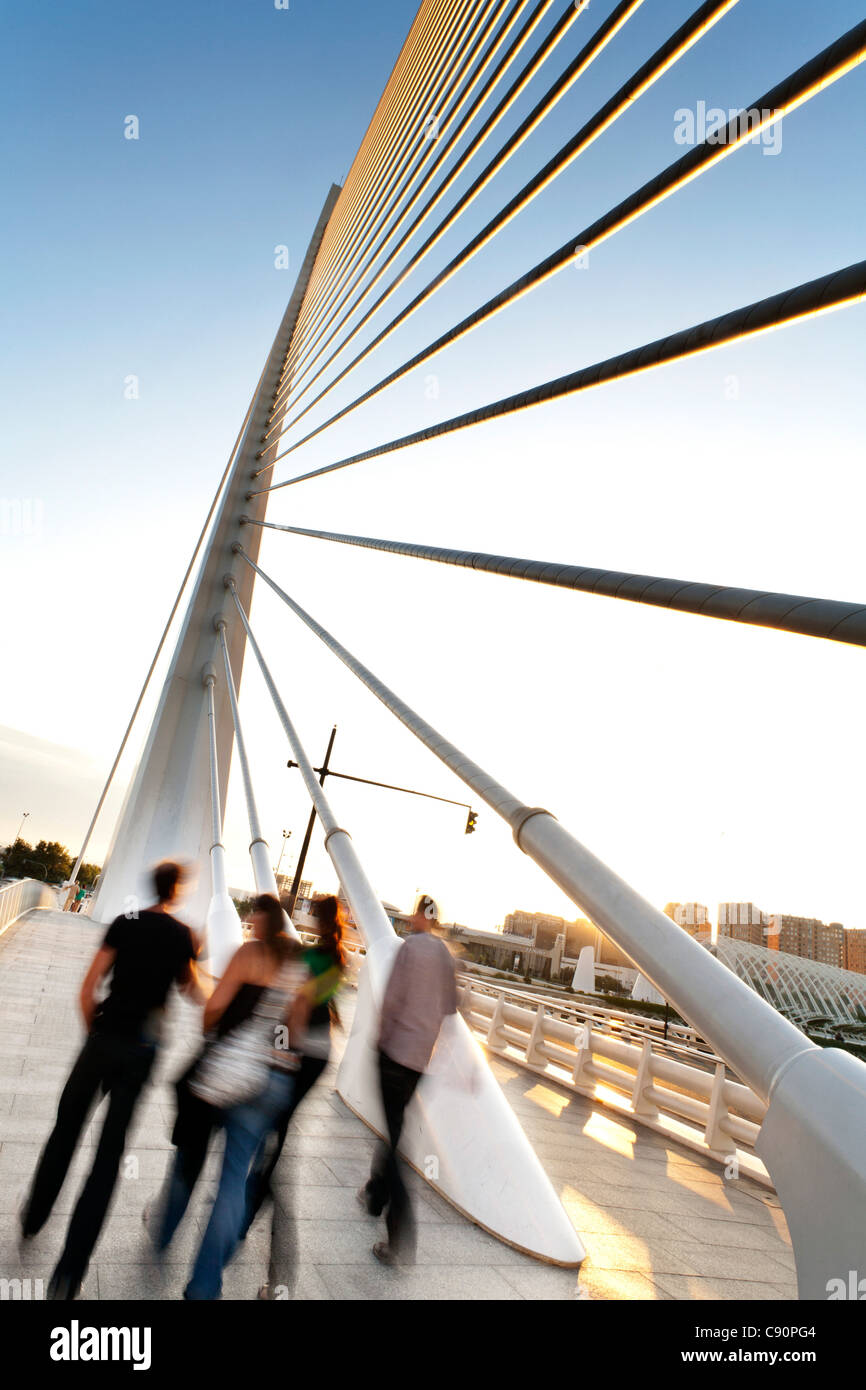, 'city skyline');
5,795,866,962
